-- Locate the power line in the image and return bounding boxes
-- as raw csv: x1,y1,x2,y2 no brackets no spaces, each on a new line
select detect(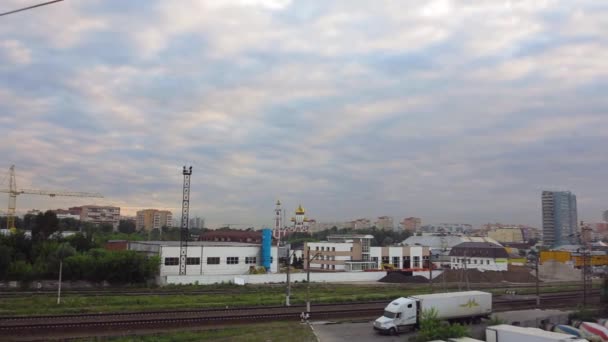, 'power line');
0,0,64,17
